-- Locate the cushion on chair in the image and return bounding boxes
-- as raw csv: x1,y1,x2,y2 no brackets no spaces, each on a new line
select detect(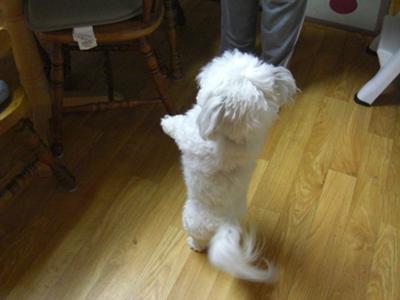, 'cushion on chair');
24,0,143,32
